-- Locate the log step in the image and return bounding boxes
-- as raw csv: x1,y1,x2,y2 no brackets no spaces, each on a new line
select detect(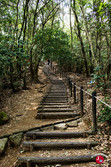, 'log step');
23,141,98,150
48,92,66,94
17,154,99,166
51,82,64,83
41,103,69,105
38,105,71,108
26,131,92,139
44,98,67,101
50,89,66,93
45,96,67,98
44,100,67,102
51,87,65,88
48,93,66,95
38,108,74,112
48,95,67,97
44,102,68,104
51,88,66,90
51,84,64,85
51,85,65,87
36,113,80,119
51,82,64,84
